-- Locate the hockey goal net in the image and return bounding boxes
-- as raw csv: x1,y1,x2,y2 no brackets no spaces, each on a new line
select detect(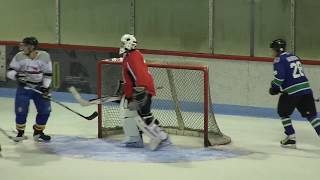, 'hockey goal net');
97,60,231,147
